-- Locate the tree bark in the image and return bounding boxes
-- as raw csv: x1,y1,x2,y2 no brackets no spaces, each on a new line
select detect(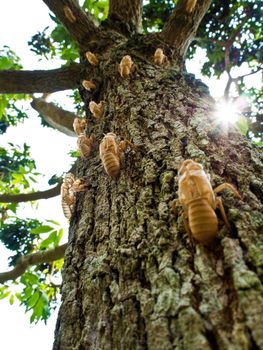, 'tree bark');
161,0,212,59
42,0,99,47
0,64,81,94
31,97,77,136
53,48,263,349
108,0,142,35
